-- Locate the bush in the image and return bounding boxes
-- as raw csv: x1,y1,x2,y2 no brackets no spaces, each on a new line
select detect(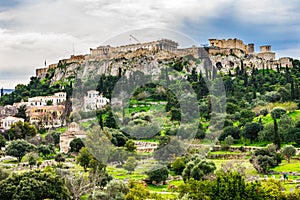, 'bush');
146,165,169,184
